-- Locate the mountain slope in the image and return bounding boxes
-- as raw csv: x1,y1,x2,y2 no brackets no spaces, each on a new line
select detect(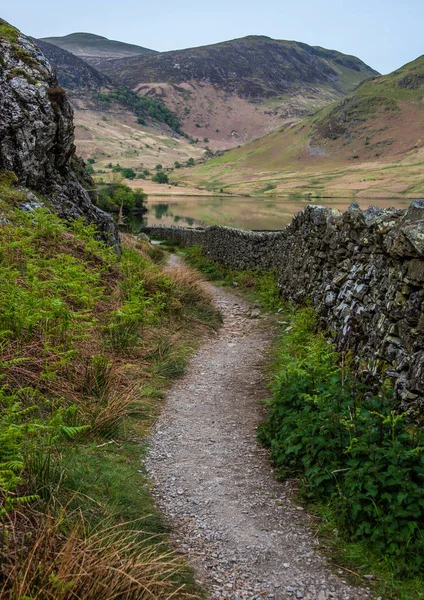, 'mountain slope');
34,38,111,90
33,38,205,170
174,55,424,198
98,36,377,96
40,32,156,62
93,36,378,149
